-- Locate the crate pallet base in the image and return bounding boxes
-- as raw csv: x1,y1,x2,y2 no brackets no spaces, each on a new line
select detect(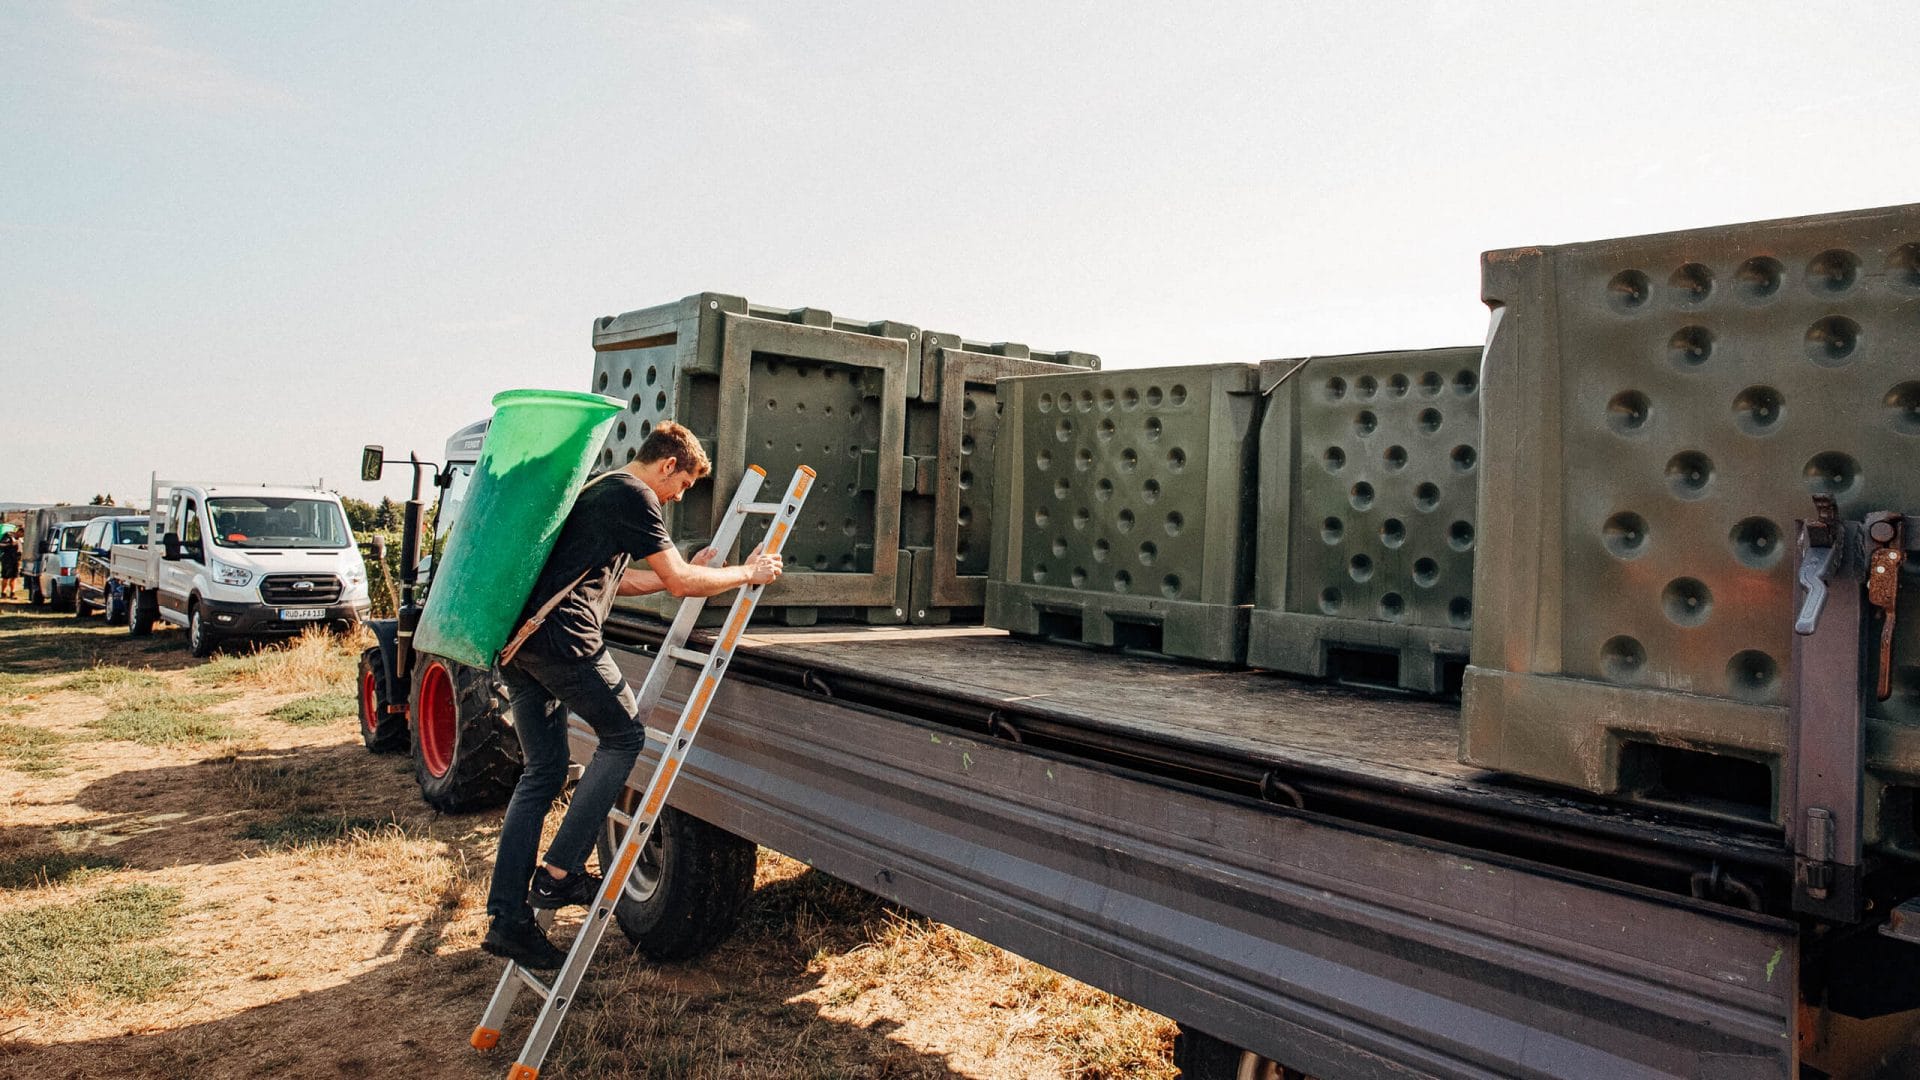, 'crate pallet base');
985,582,1247,665
1461,665,1920,852
1247,611,1467,695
